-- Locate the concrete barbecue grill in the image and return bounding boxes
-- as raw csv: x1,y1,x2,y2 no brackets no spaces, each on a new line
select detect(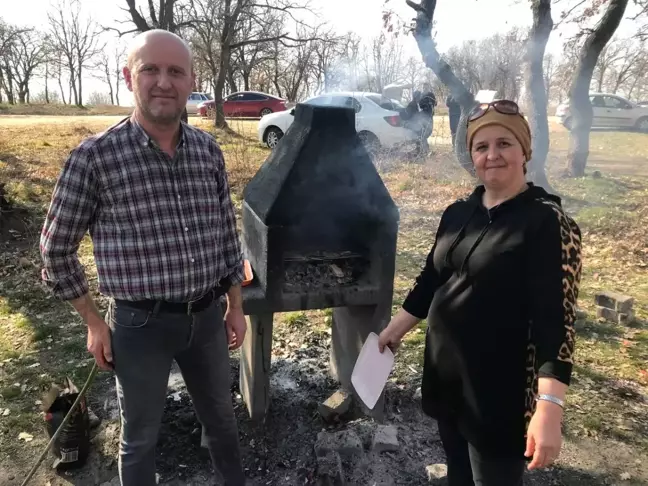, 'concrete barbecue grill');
238,103,400,421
